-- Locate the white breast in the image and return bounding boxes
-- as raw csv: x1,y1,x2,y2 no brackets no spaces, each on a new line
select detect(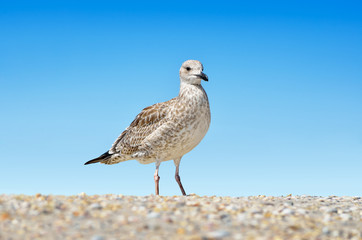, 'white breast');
165,84,211,159
134,82,210,163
